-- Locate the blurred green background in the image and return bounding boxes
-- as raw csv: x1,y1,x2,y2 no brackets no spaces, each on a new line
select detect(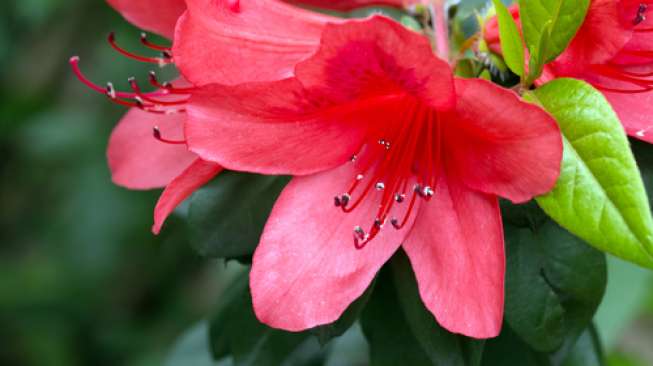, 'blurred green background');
1,1,653,365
